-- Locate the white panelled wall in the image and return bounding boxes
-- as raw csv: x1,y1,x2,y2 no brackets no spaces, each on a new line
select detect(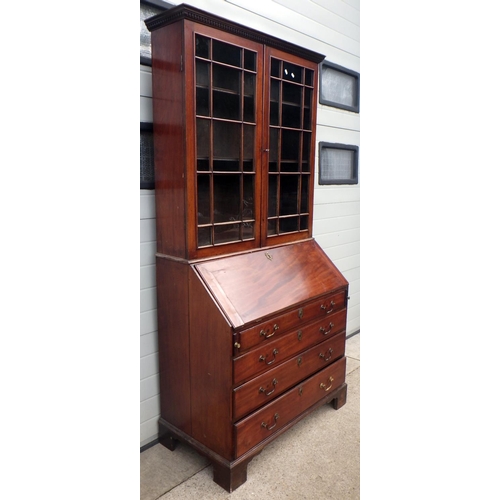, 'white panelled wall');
140,0,360,447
